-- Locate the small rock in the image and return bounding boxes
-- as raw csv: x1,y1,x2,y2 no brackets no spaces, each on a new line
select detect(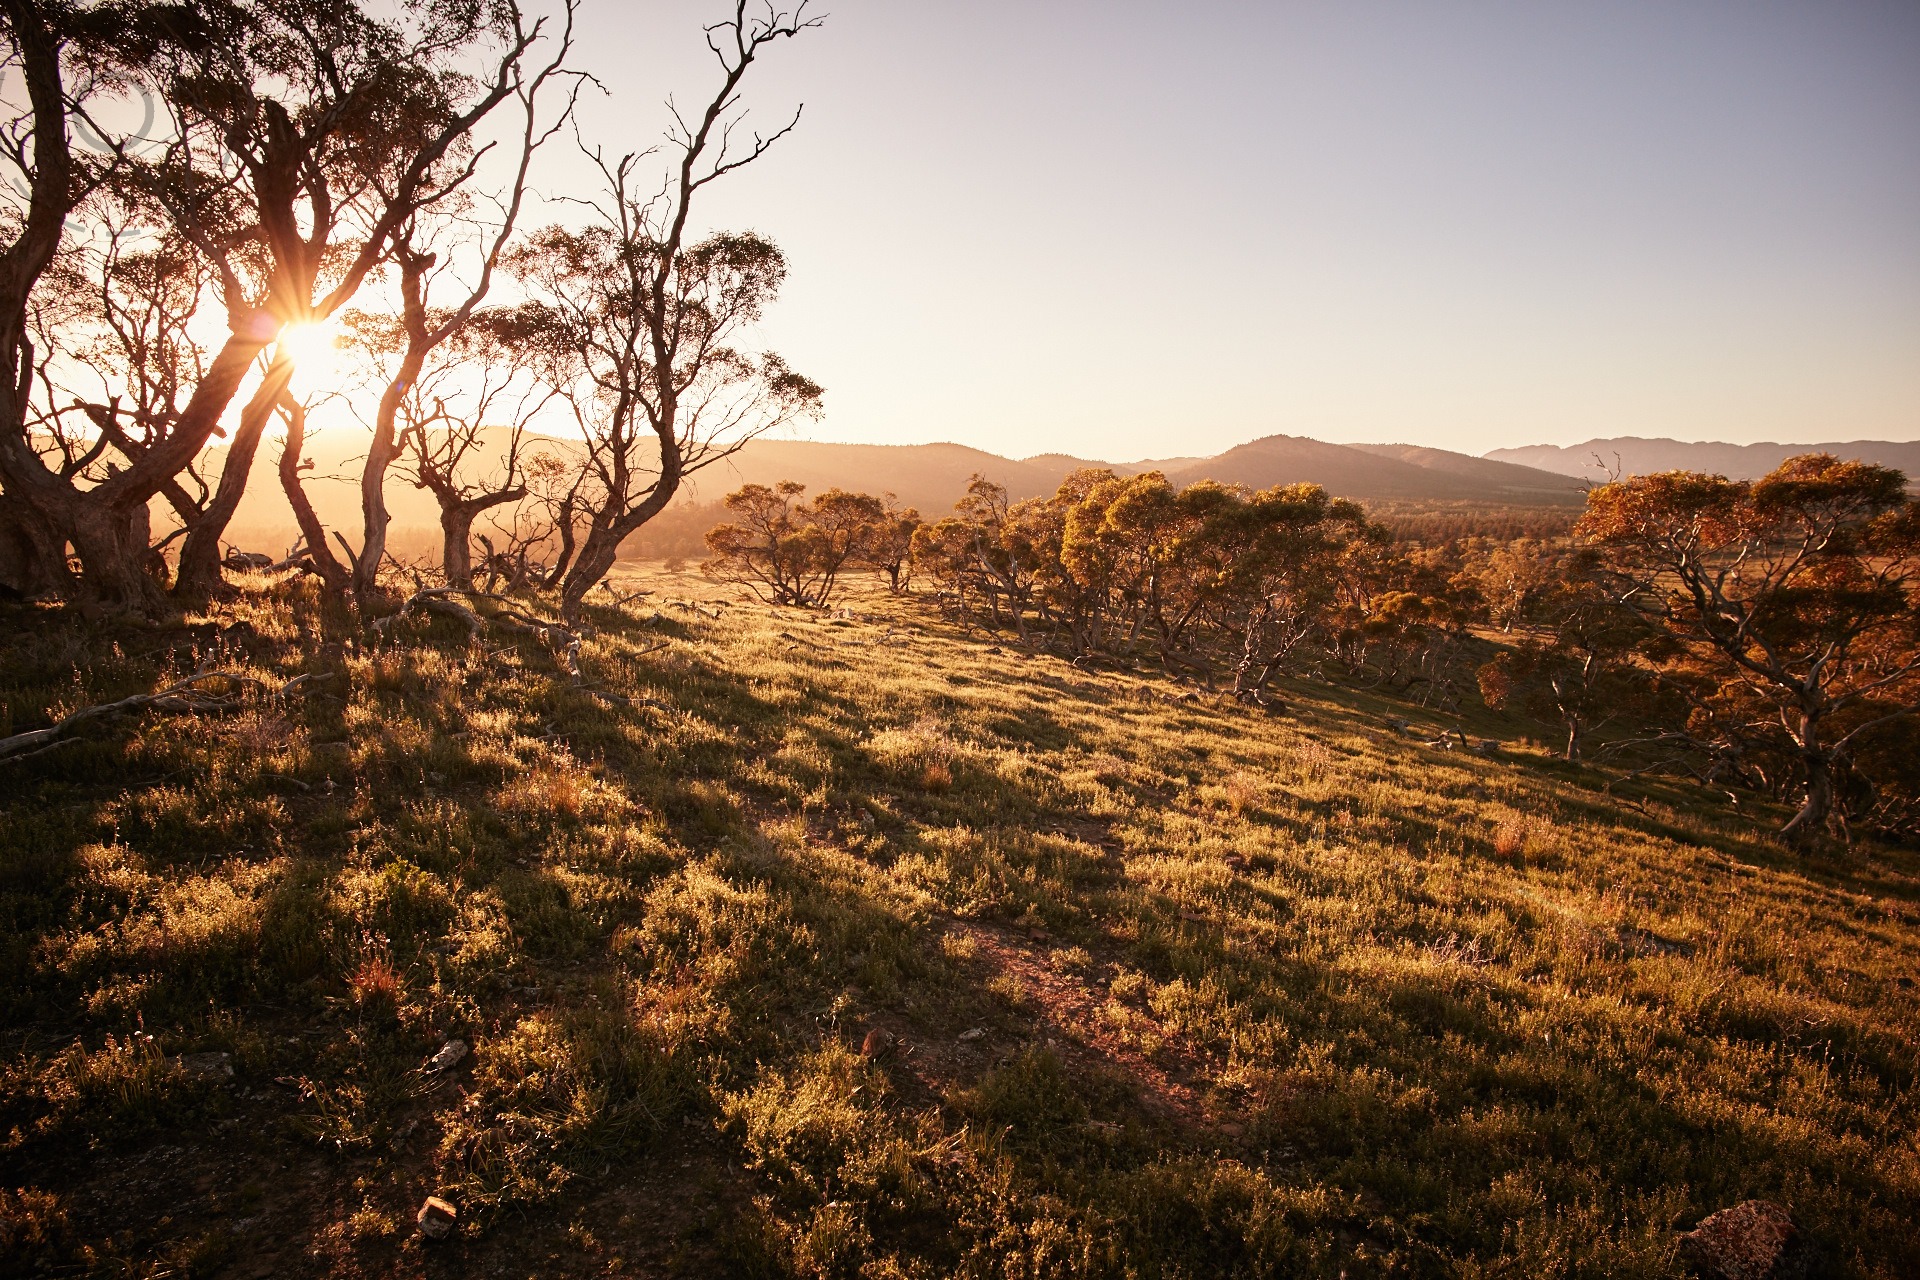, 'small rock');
860,1028,896,1060
1679,1200,1806,1280
985,646,1003,654
416,1195,458,1241
957,1027,987,1042
175,1052,234,1082
426,1039,468,1073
